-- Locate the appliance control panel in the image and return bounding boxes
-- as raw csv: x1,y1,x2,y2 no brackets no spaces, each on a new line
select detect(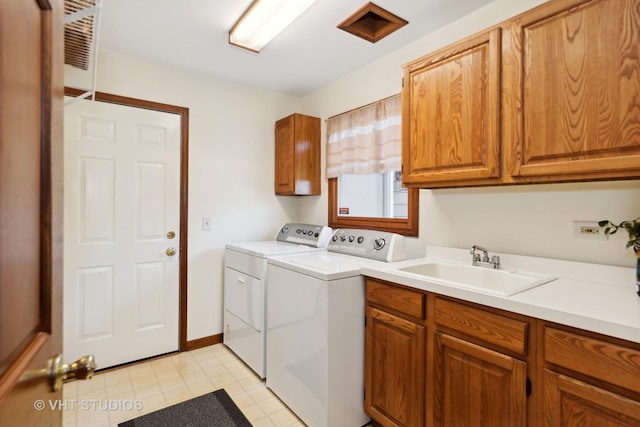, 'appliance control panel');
275,223,333,248
328,229,406,262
